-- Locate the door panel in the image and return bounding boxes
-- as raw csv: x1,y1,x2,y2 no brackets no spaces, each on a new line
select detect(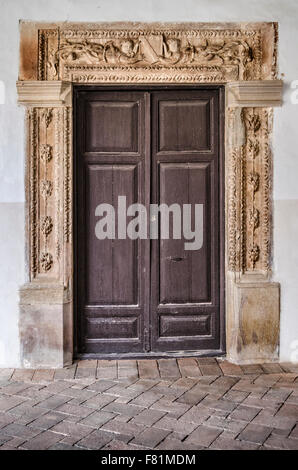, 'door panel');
151,90,220,352
158,162,212,304
76,91,149,354
75,87,223,356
